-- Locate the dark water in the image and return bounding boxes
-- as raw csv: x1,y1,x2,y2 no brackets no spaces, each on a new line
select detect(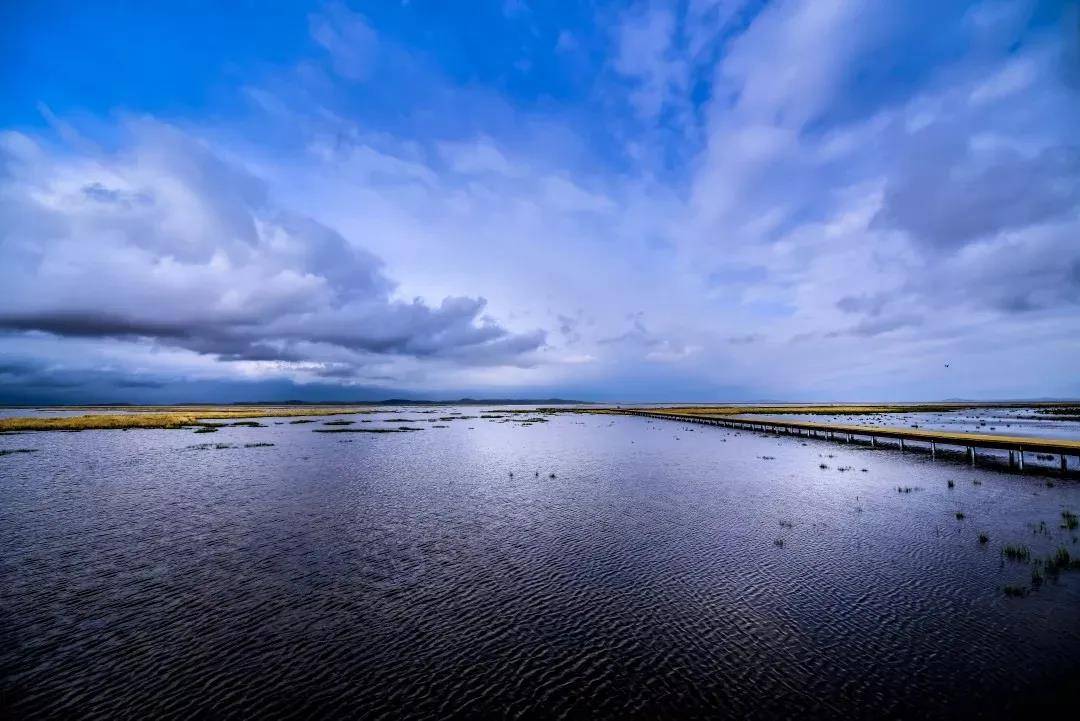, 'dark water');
2,410,1080,719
